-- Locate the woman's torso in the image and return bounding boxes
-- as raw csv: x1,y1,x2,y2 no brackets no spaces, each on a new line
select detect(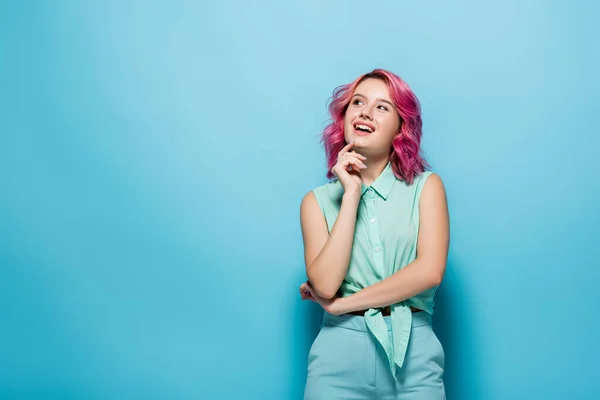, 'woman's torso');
311,162,438,313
